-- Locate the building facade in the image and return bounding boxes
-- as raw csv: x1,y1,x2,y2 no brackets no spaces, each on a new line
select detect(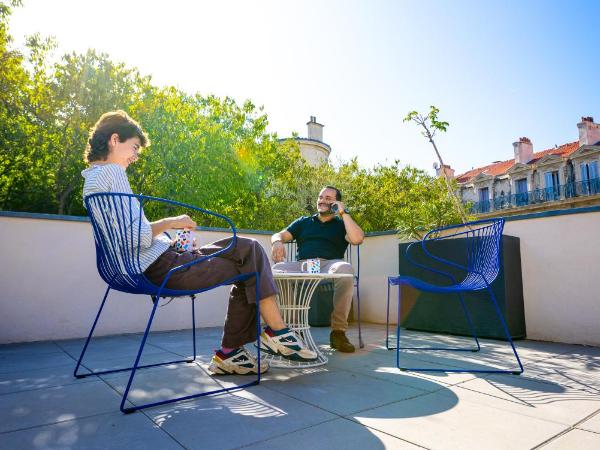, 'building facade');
451,117,600,215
